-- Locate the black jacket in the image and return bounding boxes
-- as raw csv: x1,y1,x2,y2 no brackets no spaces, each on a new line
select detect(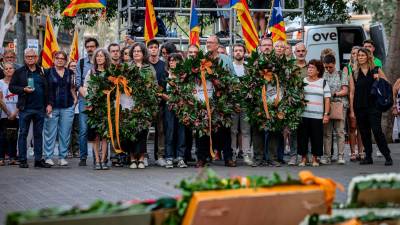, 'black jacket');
9,64,52,111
